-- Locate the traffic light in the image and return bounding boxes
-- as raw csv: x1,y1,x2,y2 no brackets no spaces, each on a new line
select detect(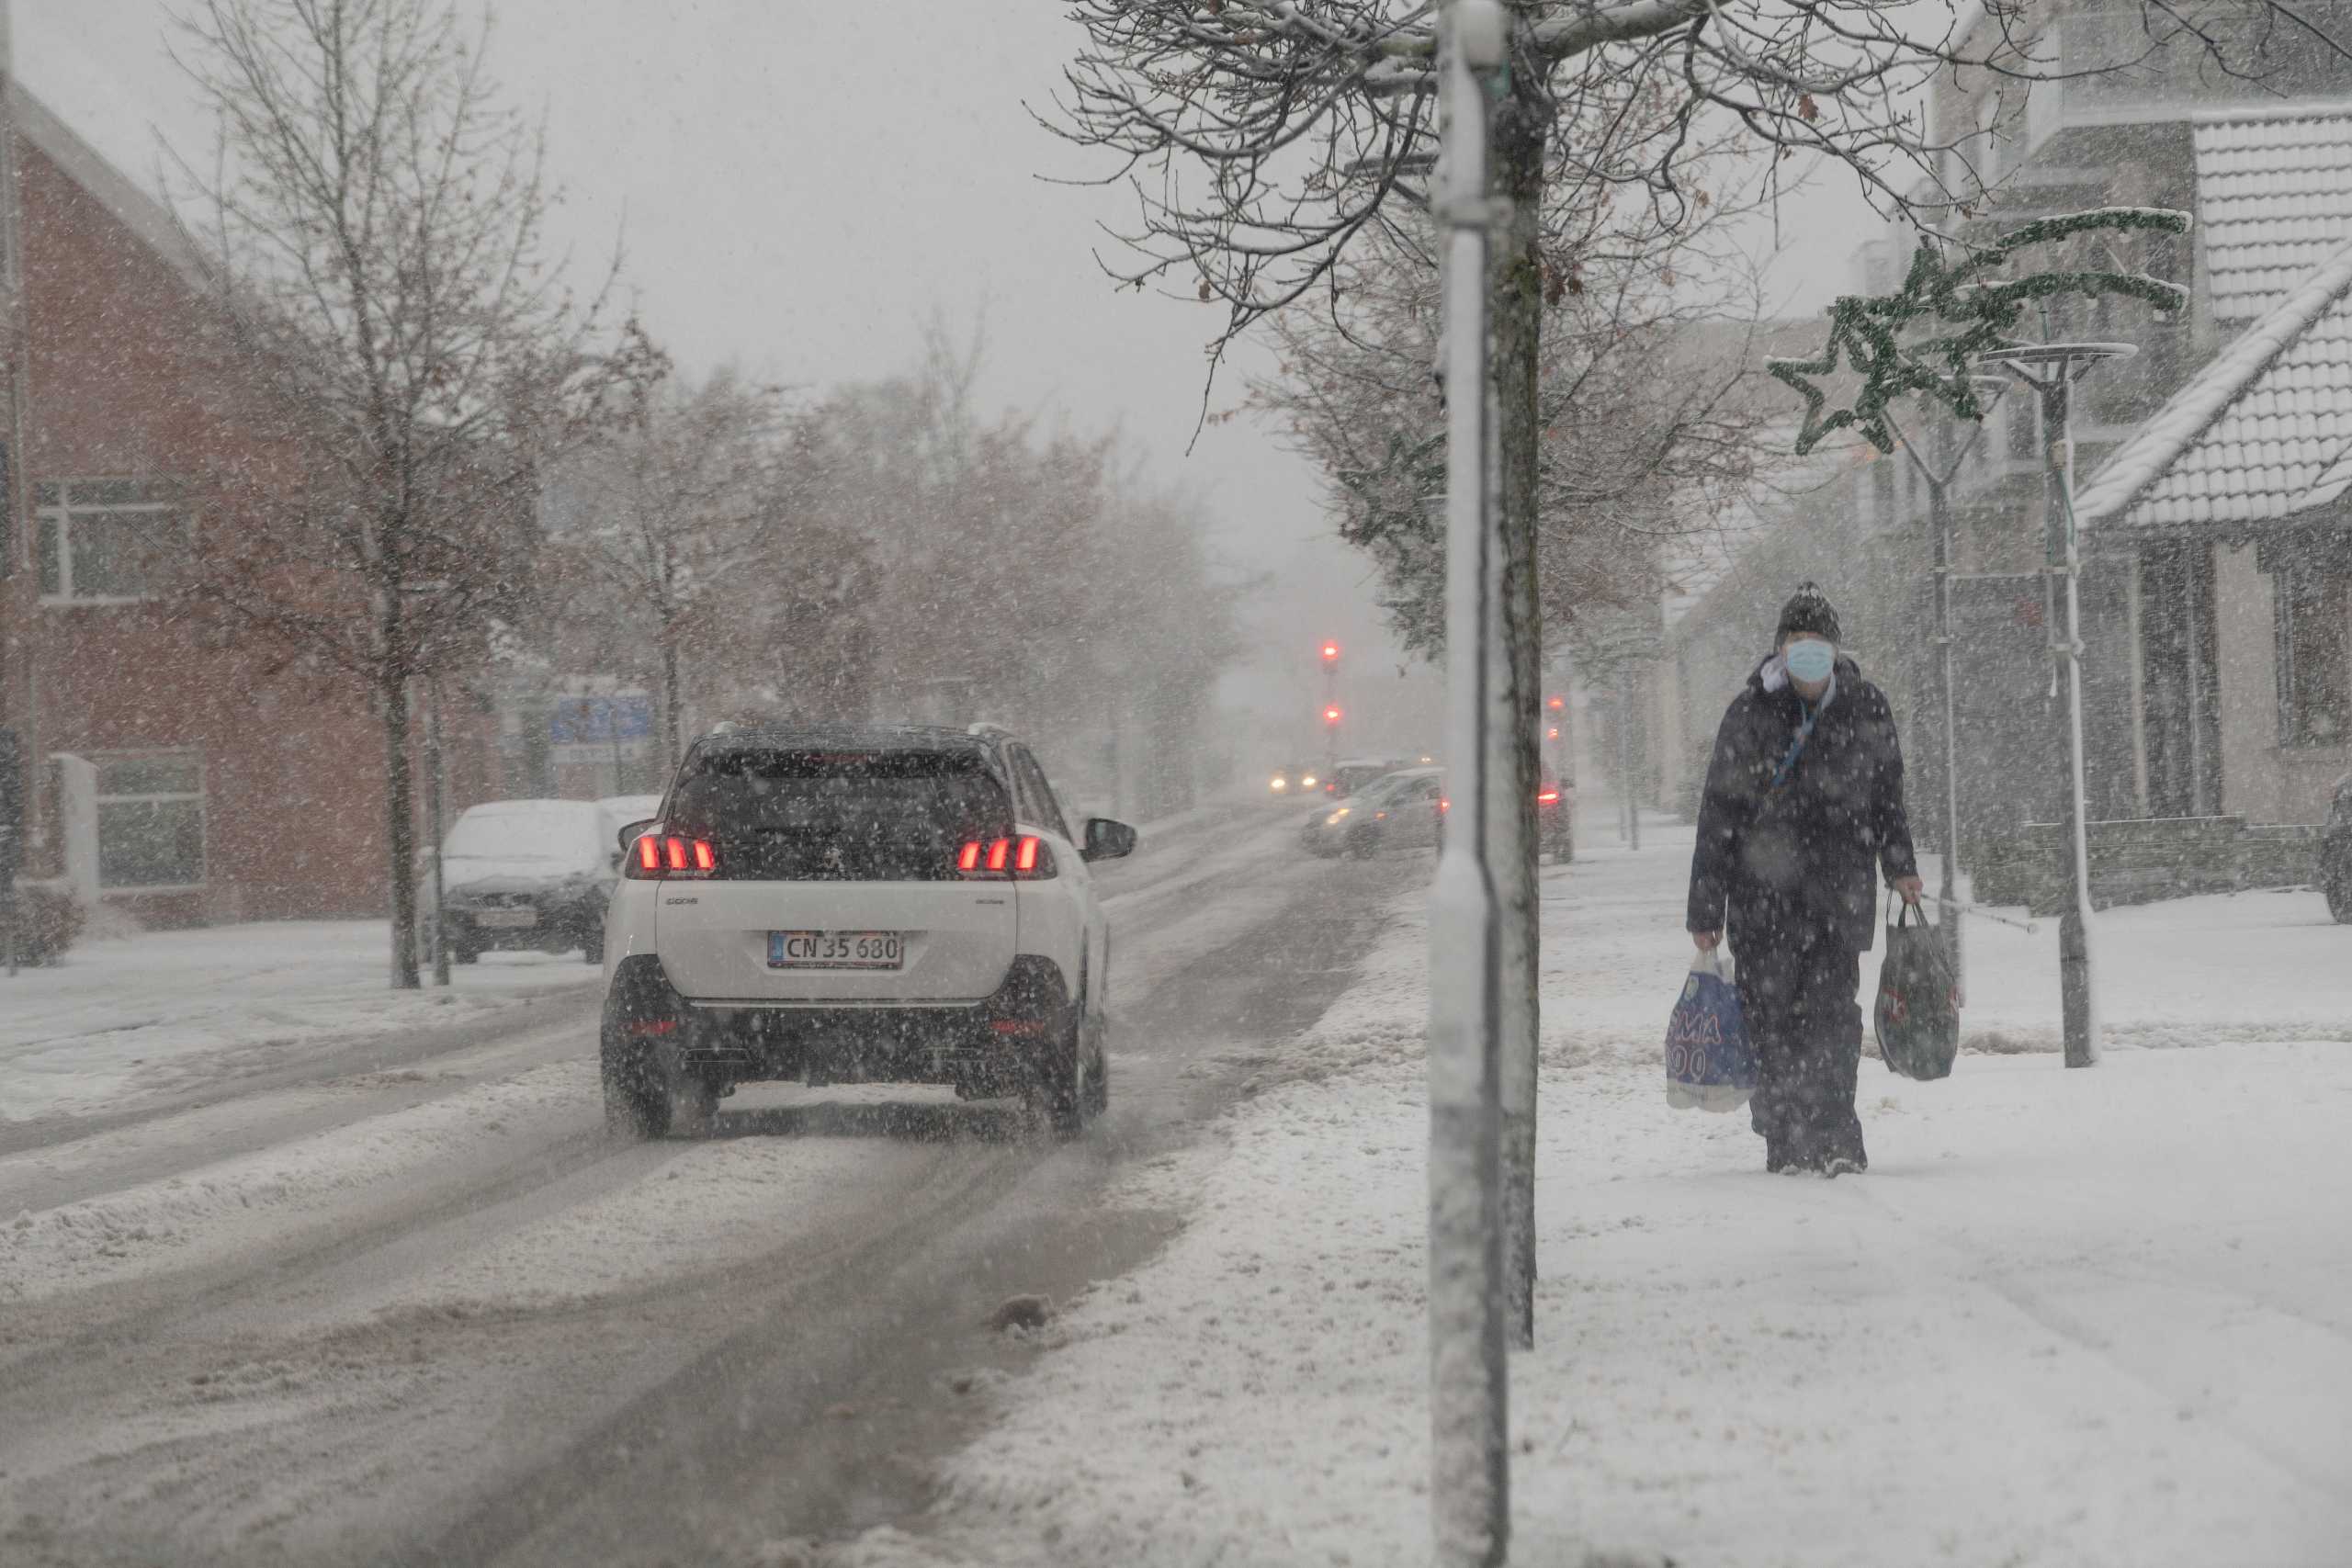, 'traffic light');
1546,726,1561,742
1546,693,1566,712
1320,639,1340,664
1323,705,1342,726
